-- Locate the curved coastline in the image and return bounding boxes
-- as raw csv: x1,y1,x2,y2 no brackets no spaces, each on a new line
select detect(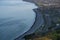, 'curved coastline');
15,8,44,40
